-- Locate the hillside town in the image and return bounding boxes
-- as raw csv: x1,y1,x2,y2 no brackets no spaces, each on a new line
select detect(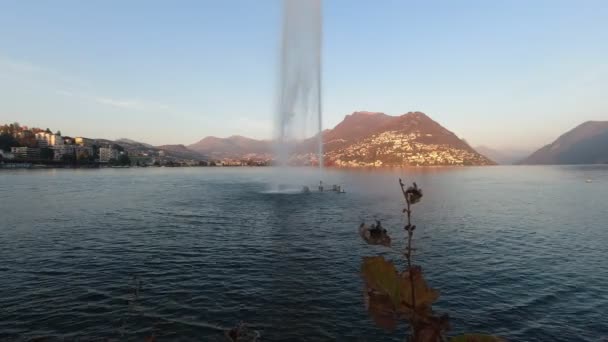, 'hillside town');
0,123,190,168
0,125,125,166
325,130,494,167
